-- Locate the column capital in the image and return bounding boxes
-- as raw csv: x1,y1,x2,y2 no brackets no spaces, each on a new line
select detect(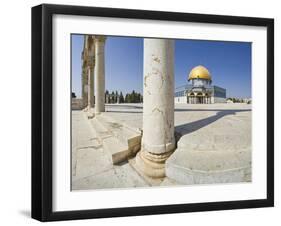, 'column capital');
87,35,95,45
94,35,107,43
86,35,95,64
